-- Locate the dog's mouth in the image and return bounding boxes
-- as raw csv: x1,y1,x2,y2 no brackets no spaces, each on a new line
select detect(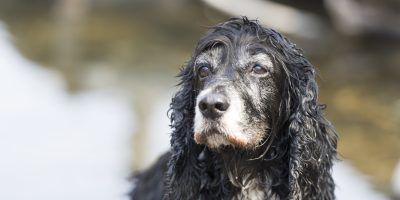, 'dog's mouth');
194,131,248,149
193,121,250,149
